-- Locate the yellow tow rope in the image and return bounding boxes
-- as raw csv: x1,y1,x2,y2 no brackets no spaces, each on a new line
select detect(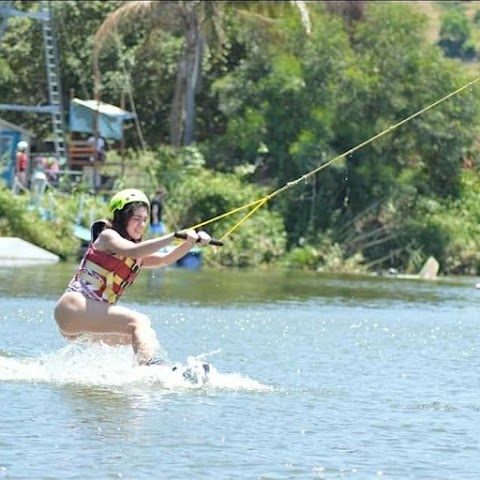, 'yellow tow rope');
188,75,480,242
